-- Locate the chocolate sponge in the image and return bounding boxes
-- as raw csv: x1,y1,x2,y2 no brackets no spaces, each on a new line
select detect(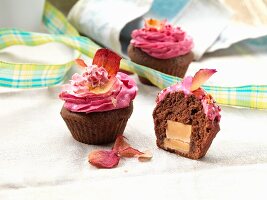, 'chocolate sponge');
128,44,194,85
153,91,220,159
